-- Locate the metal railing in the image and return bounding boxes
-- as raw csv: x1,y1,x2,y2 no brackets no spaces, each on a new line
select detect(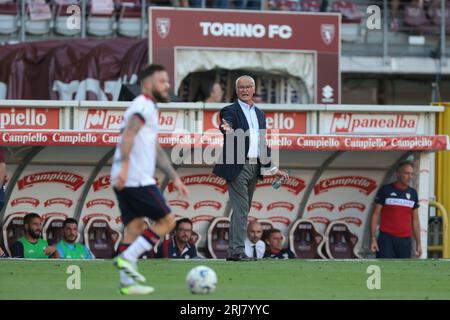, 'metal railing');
428,200,450,258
